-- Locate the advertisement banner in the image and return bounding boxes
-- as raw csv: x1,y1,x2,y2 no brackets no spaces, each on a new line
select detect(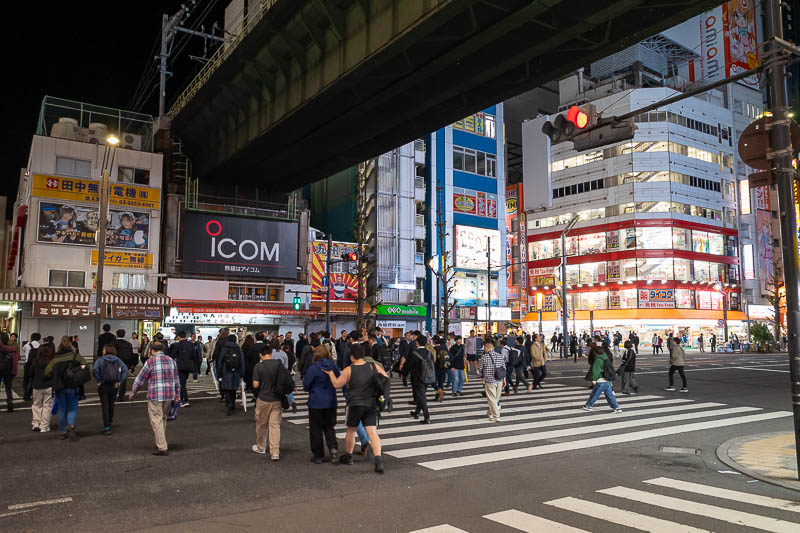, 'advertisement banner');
91,250,153,270
453,193,477,215
755,208,774,295
33,302,96,318
310,240,361,301
753,185,770,210
110,304,163,320
181,212,298,279
638,288,675,309
722,0,759,89
37,201,150,249
528,267,555,288
32,174,161,210
476,192,487,217
505,184,519,301
376,304,426,317
455,226,501,270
